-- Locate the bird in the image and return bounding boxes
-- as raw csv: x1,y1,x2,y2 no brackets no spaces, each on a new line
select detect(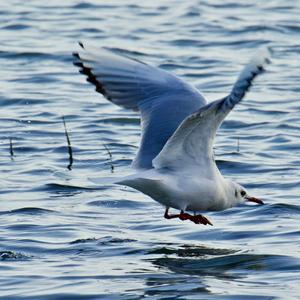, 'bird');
73,42,270,226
